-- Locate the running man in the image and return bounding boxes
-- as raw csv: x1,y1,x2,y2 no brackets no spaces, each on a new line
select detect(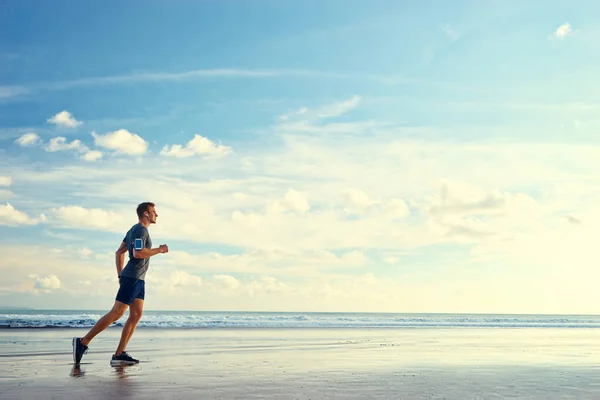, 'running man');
72,202,169,365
